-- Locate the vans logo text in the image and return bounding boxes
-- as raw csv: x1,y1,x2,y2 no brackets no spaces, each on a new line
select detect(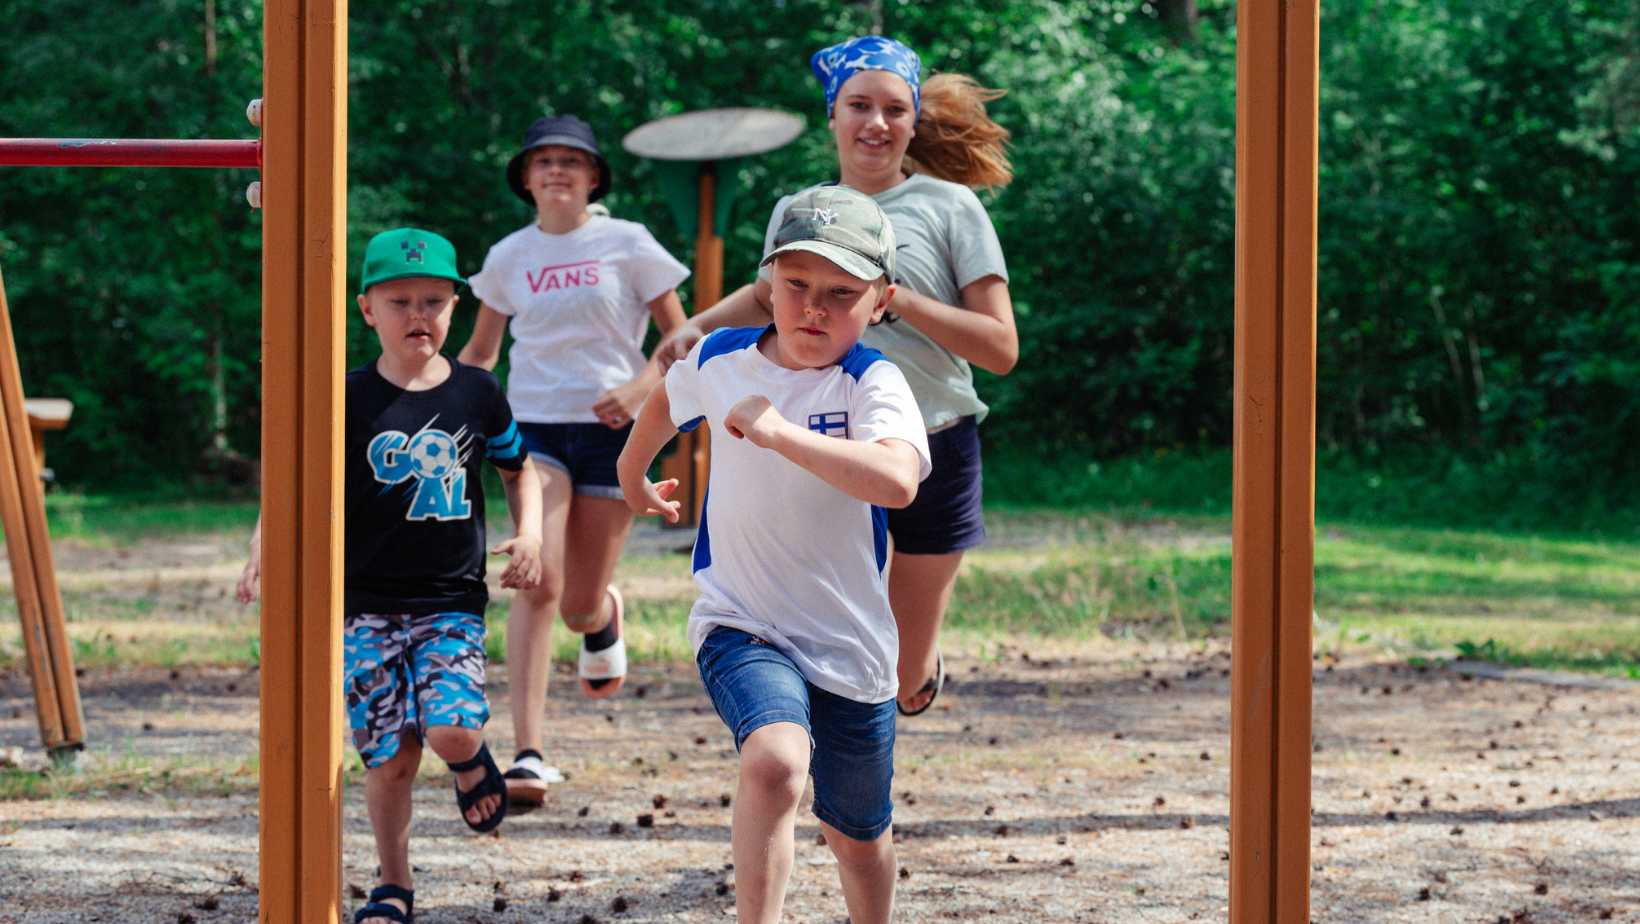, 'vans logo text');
527,259,601,293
